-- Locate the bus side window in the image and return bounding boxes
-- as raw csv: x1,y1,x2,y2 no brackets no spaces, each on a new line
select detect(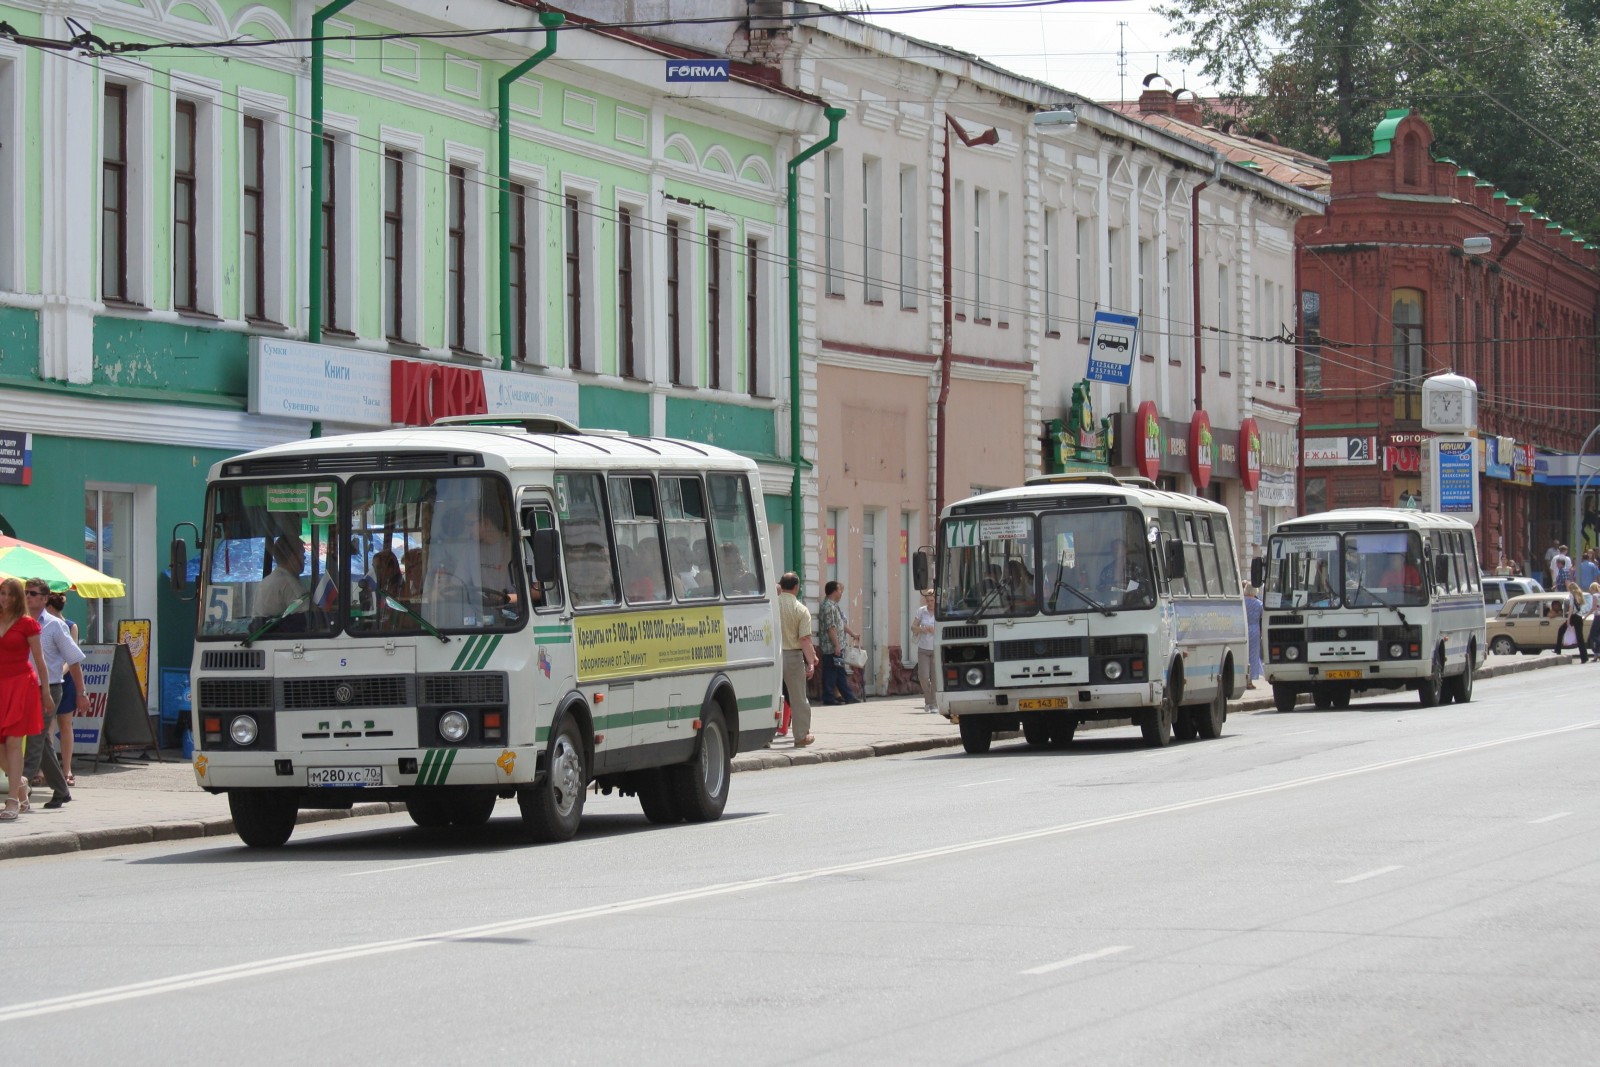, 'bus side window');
1159,510,1187,595
557,473,619,608
1214,517,1240,595
610,476,669,604
662,476,716,600
1198,516,1224,596
1181,515,1205,595
708,473,762,596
